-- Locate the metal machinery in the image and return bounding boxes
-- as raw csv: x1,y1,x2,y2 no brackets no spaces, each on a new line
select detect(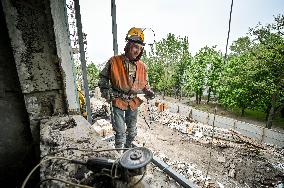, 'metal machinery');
74,147,153,188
